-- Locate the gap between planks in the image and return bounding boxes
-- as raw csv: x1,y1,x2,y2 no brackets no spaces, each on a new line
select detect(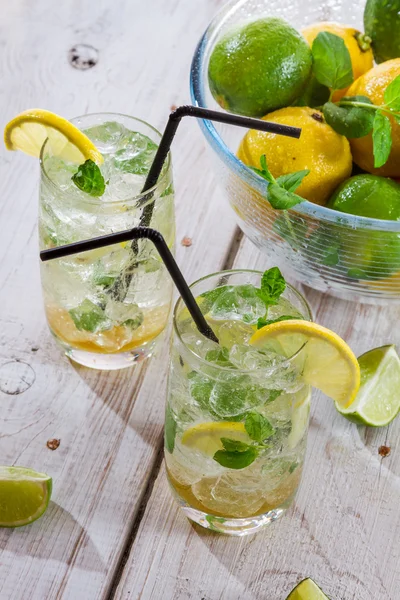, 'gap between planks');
105,226,244,600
